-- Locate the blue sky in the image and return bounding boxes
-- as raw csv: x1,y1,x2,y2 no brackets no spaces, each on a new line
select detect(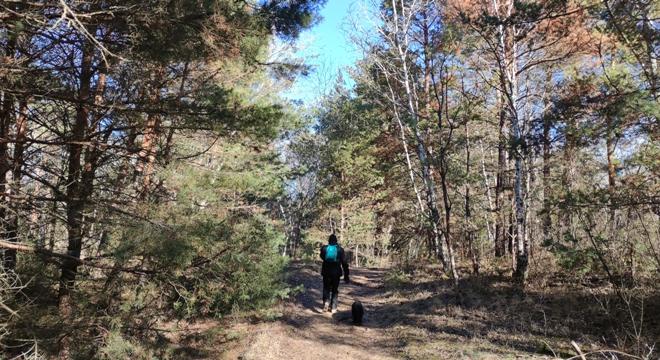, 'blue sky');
282,0,365,104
